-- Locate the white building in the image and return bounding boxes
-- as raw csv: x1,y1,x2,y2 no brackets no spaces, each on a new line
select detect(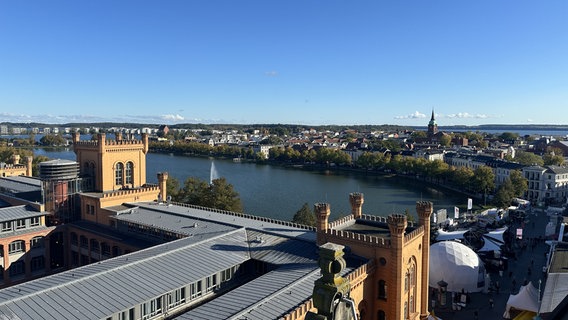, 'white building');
523,165,568,205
